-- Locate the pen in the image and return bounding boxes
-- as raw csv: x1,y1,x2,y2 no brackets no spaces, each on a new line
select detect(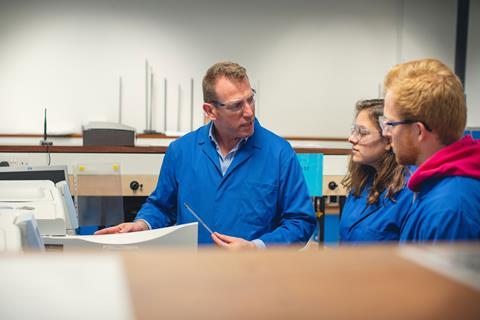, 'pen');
183,202,214,234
